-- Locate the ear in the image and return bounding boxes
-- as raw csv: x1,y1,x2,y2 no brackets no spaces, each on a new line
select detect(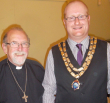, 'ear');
2,43,8,54
63,18,67,28
63,18,66,25
88,15,90,25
